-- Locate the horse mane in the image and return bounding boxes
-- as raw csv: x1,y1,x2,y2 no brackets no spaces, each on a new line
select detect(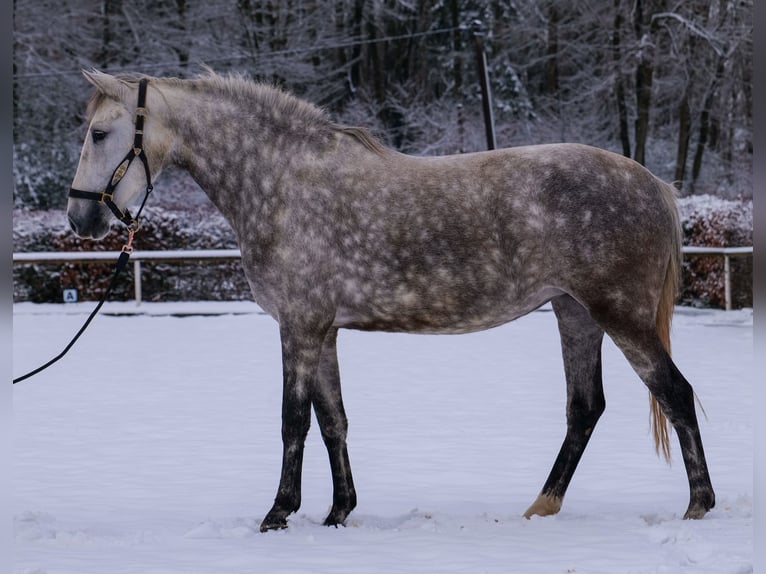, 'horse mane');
192,71,329,126
194,72,388,155
332,125,388,155
85,69,388,156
